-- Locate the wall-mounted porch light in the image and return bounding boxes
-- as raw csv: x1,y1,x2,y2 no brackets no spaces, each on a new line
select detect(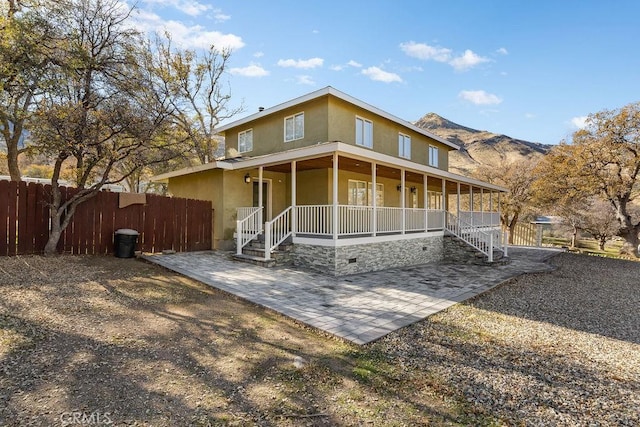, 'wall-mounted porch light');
396,184,402,192
244,173,251,184
410,186,417,194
